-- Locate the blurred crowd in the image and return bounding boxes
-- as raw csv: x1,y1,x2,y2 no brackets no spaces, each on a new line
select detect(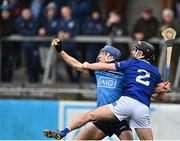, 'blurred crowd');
0,0,180,83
